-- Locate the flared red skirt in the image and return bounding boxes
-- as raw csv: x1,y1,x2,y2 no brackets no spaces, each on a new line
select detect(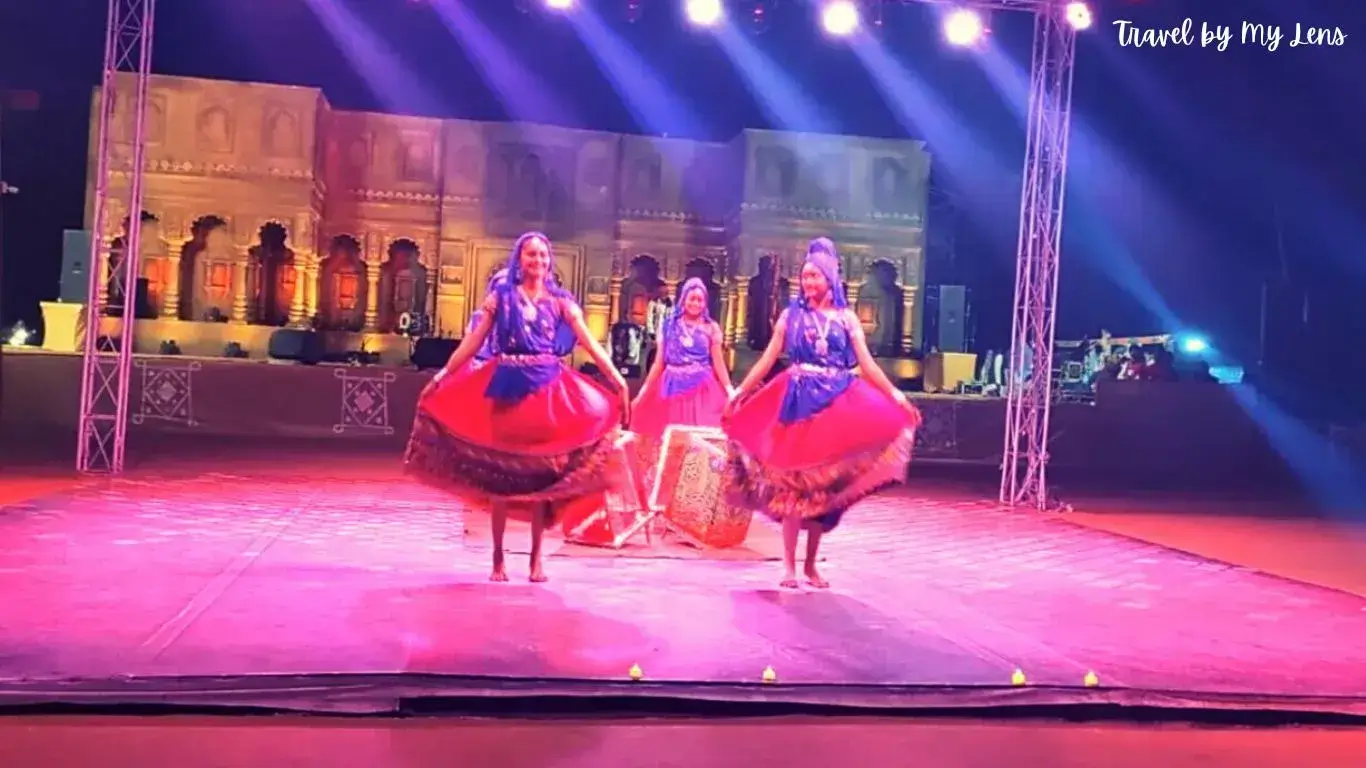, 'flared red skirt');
723,372,914,531
403,361,623,522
